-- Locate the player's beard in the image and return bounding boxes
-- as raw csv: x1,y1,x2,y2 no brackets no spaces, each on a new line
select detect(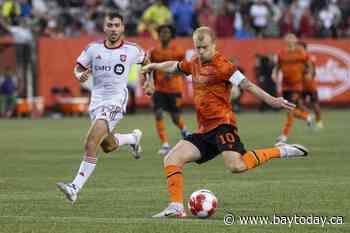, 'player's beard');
108,33,122,44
